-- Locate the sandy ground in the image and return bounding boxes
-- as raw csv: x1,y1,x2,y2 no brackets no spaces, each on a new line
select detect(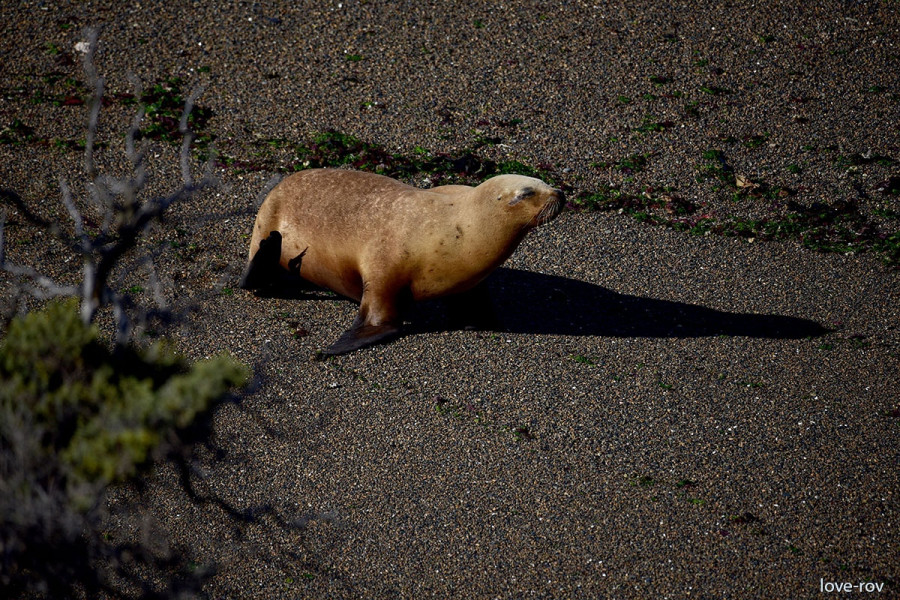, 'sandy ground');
1,1,898,598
